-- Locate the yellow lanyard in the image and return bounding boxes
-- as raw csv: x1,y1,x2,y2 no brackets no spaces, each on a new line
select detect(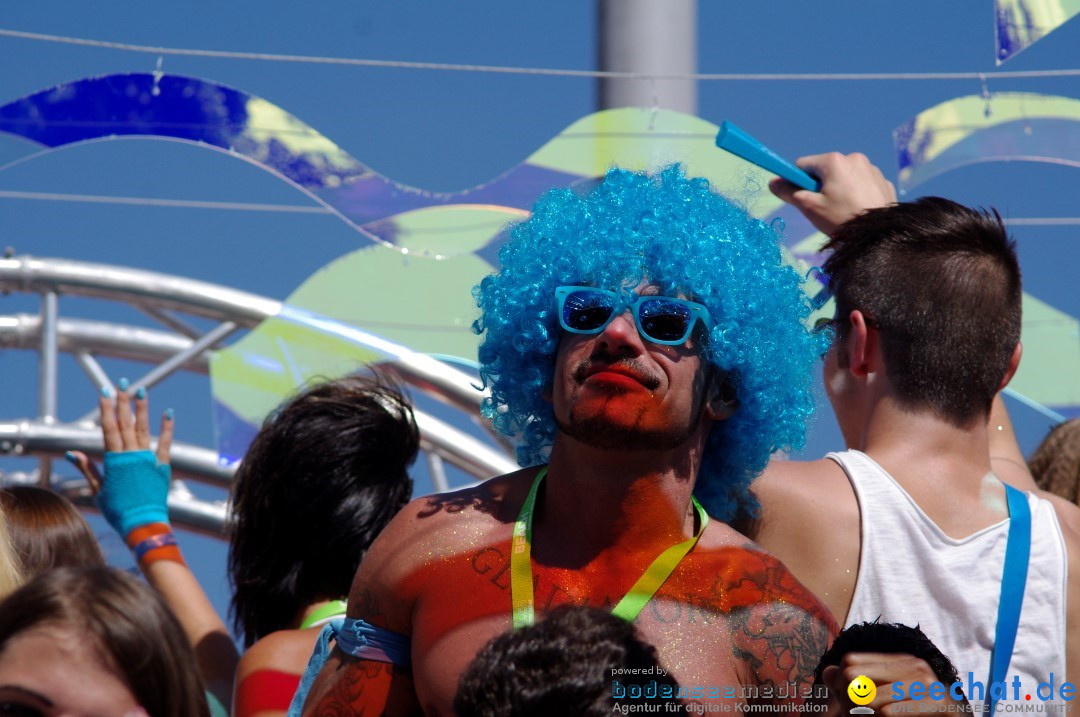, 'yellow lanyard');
510,467,709,628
